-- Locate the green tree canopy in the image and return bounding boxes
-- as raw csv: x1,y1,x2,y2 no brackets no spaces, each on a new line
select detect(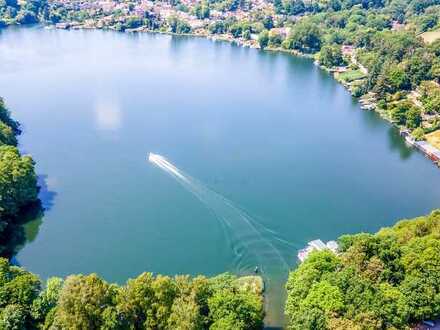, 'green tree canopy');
318,44,346,67
0,146,38,218
284,21,322,52
258,30,269,49
286,210,440,329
